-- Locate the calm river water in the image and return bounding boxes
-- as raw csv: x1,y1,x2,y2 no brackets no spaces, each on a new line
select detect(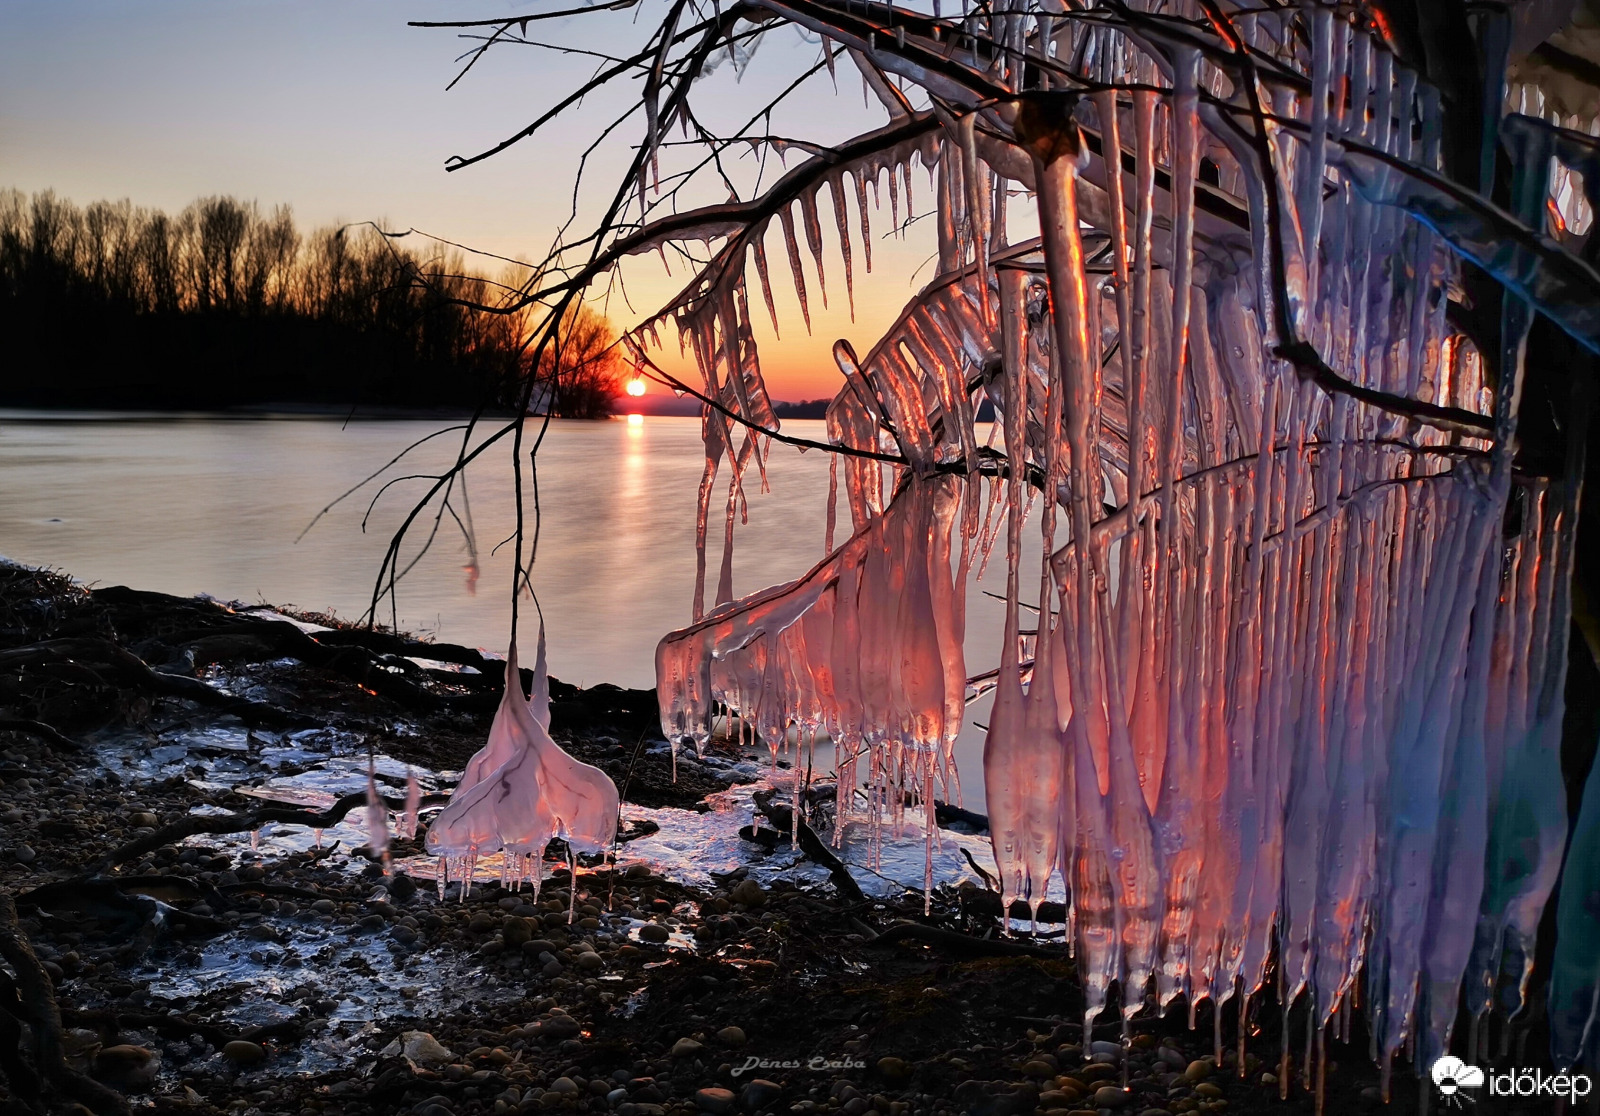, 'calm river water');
0,411,1029,796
